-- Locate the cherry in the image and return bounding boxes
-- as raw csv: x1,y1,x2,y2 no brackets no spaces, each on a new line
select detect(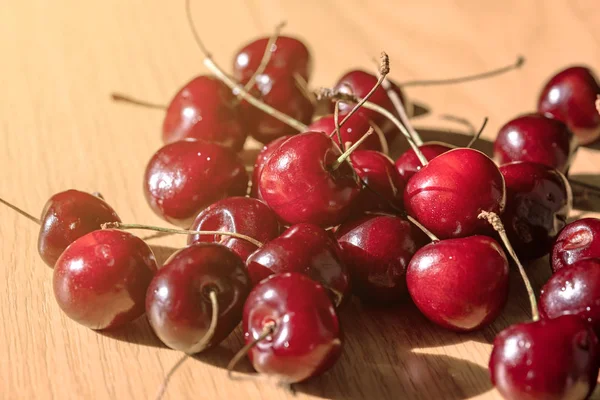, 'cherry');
404,148,505,239
551,218,600,273
394,142,455,182
239,272,342,383
250,135,292,200
493,113,577,174
53,229,157,330
307,111,385,153
406,235,509,331
335,214,428,305
538,66,600,145
187,197,282,262
259,131,361,228
146,243,250,353
144,139,248,228
246,223,350,307
489,314,598,400
499,161,572,261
